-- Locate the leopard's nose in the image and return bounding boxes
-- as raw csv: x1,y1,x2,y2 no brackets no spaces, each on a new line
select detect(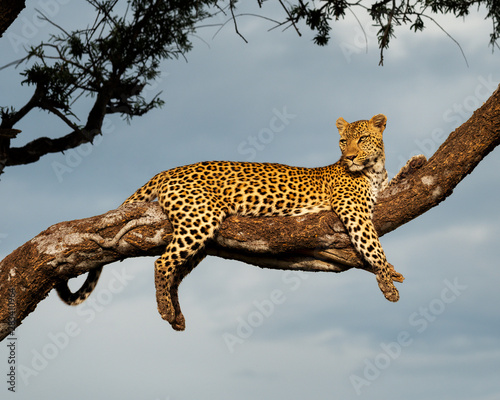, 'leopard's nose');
345,155,356,161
